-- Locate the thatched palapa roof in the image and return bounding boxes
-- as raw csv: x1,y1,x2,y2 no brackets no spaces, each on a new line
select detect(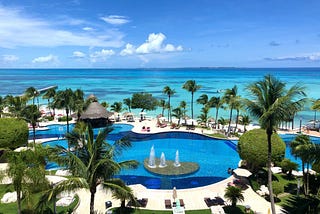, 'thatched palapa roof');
80,101,112,119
